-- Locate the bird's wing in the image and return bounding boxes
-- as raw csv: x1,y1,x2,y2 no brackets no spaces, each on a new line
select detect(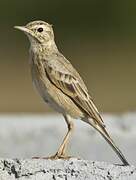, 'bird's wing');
43,54,105,127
